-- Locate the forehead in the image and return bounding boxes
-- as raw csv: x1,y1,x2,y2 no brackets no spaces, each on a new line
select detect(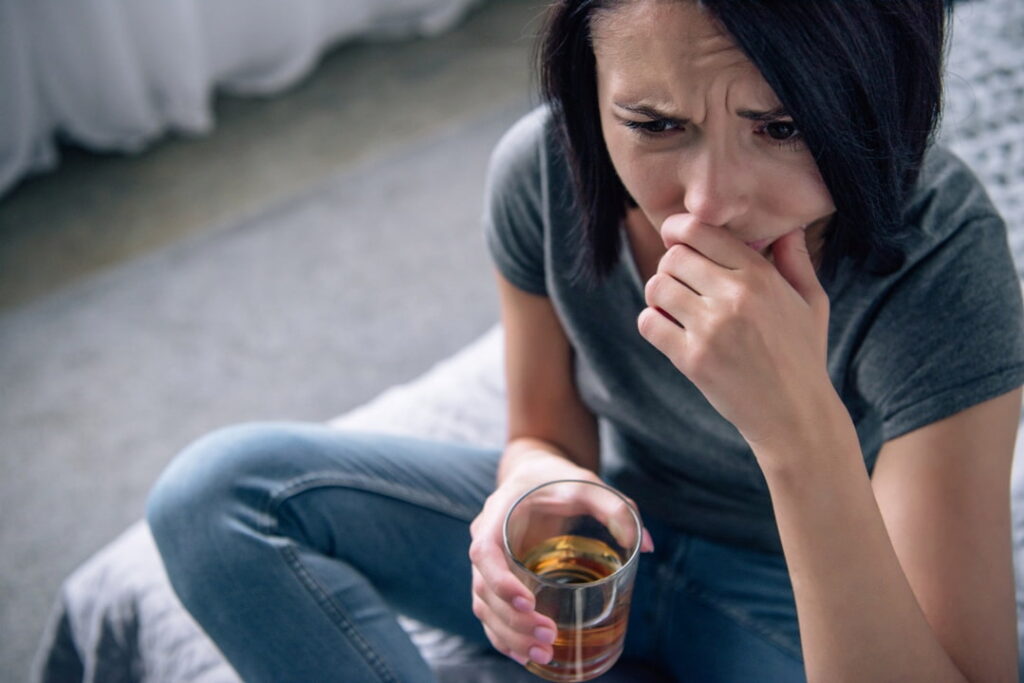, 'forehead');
591,0,776,104
592,1,731,55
